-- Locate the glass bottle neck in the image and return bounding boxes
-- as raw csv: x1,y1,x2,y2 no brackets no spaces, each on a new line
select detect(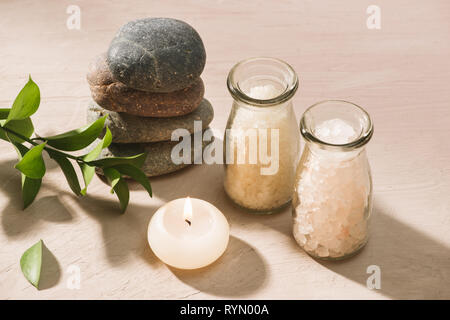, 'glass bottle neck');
233,98,294,112
306,141,366,161
227,57,299,107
